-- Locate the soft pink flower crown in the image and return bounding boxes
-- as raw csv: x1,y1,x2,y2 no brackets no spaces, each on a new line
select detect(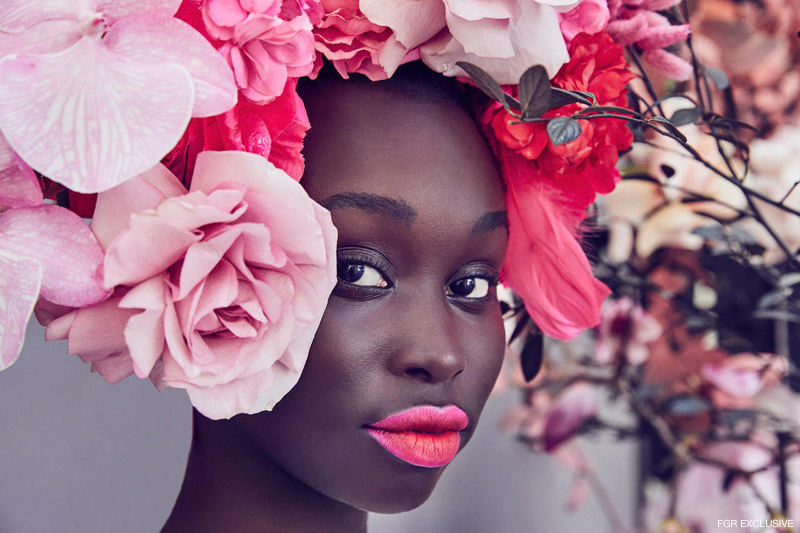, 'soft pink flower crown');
0,0,690,419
